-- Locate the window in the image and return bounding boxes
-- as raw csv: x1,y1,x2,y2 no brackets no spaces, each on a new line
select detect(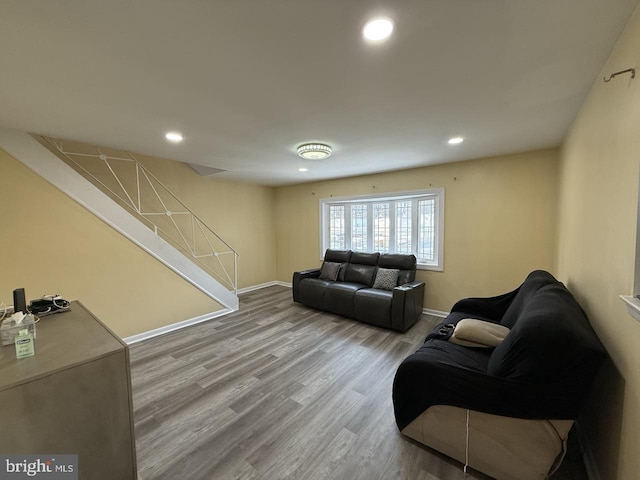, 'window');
320,188,444,270
622,172,640,321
